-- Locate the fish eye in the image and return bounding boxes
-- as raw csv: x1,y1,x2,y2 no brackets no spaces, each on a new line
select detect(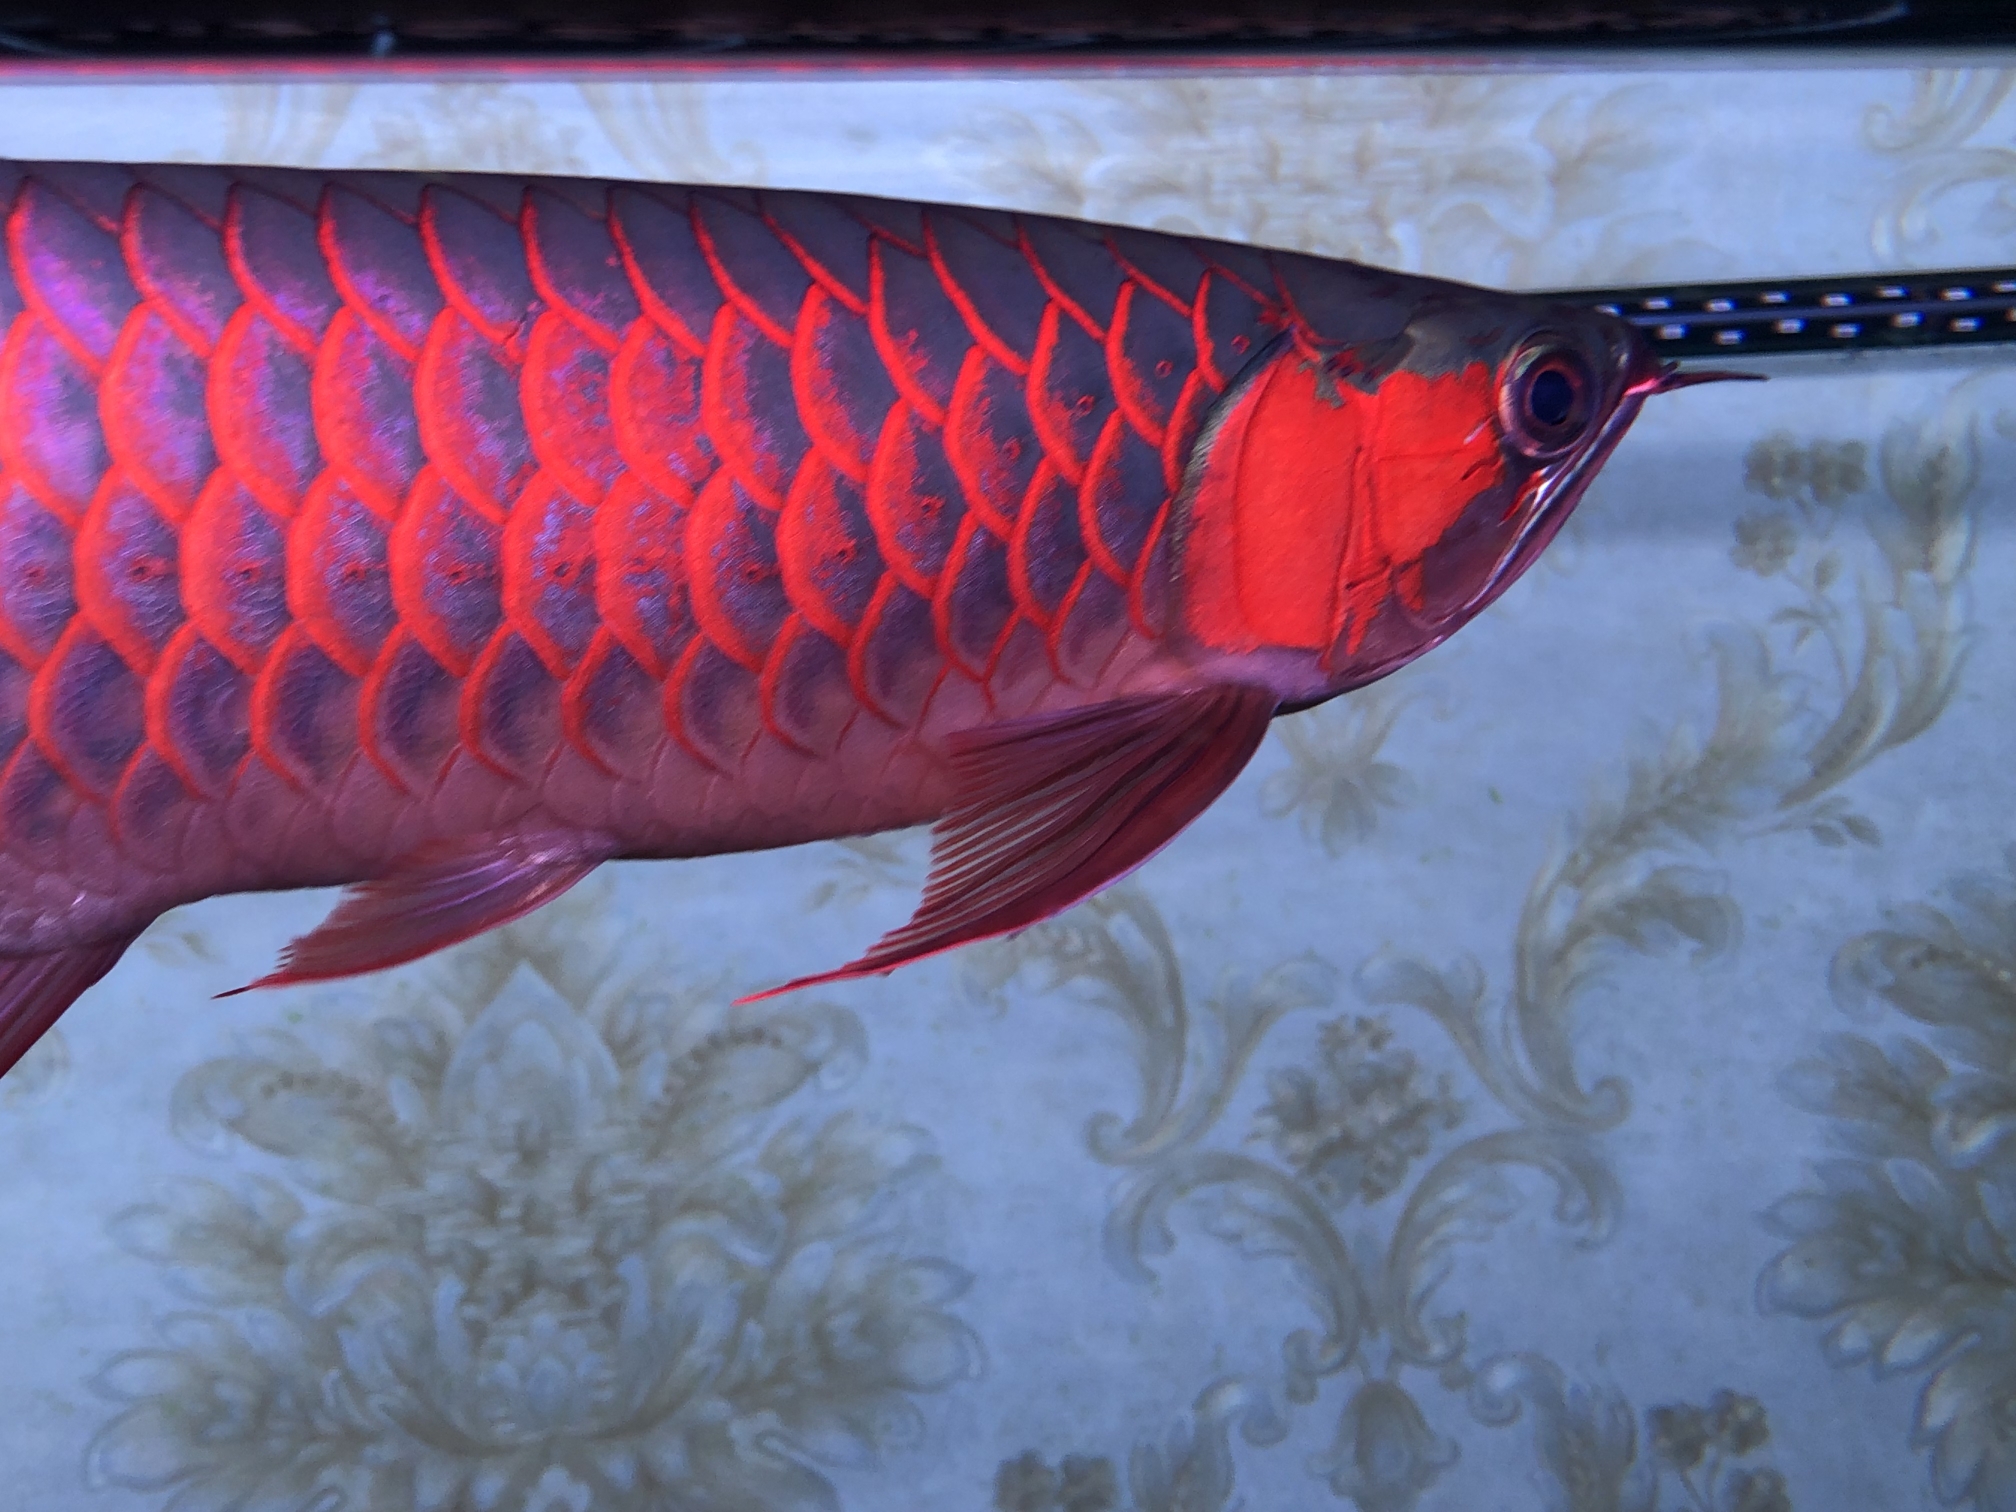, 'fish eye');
1498,339,1599,460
